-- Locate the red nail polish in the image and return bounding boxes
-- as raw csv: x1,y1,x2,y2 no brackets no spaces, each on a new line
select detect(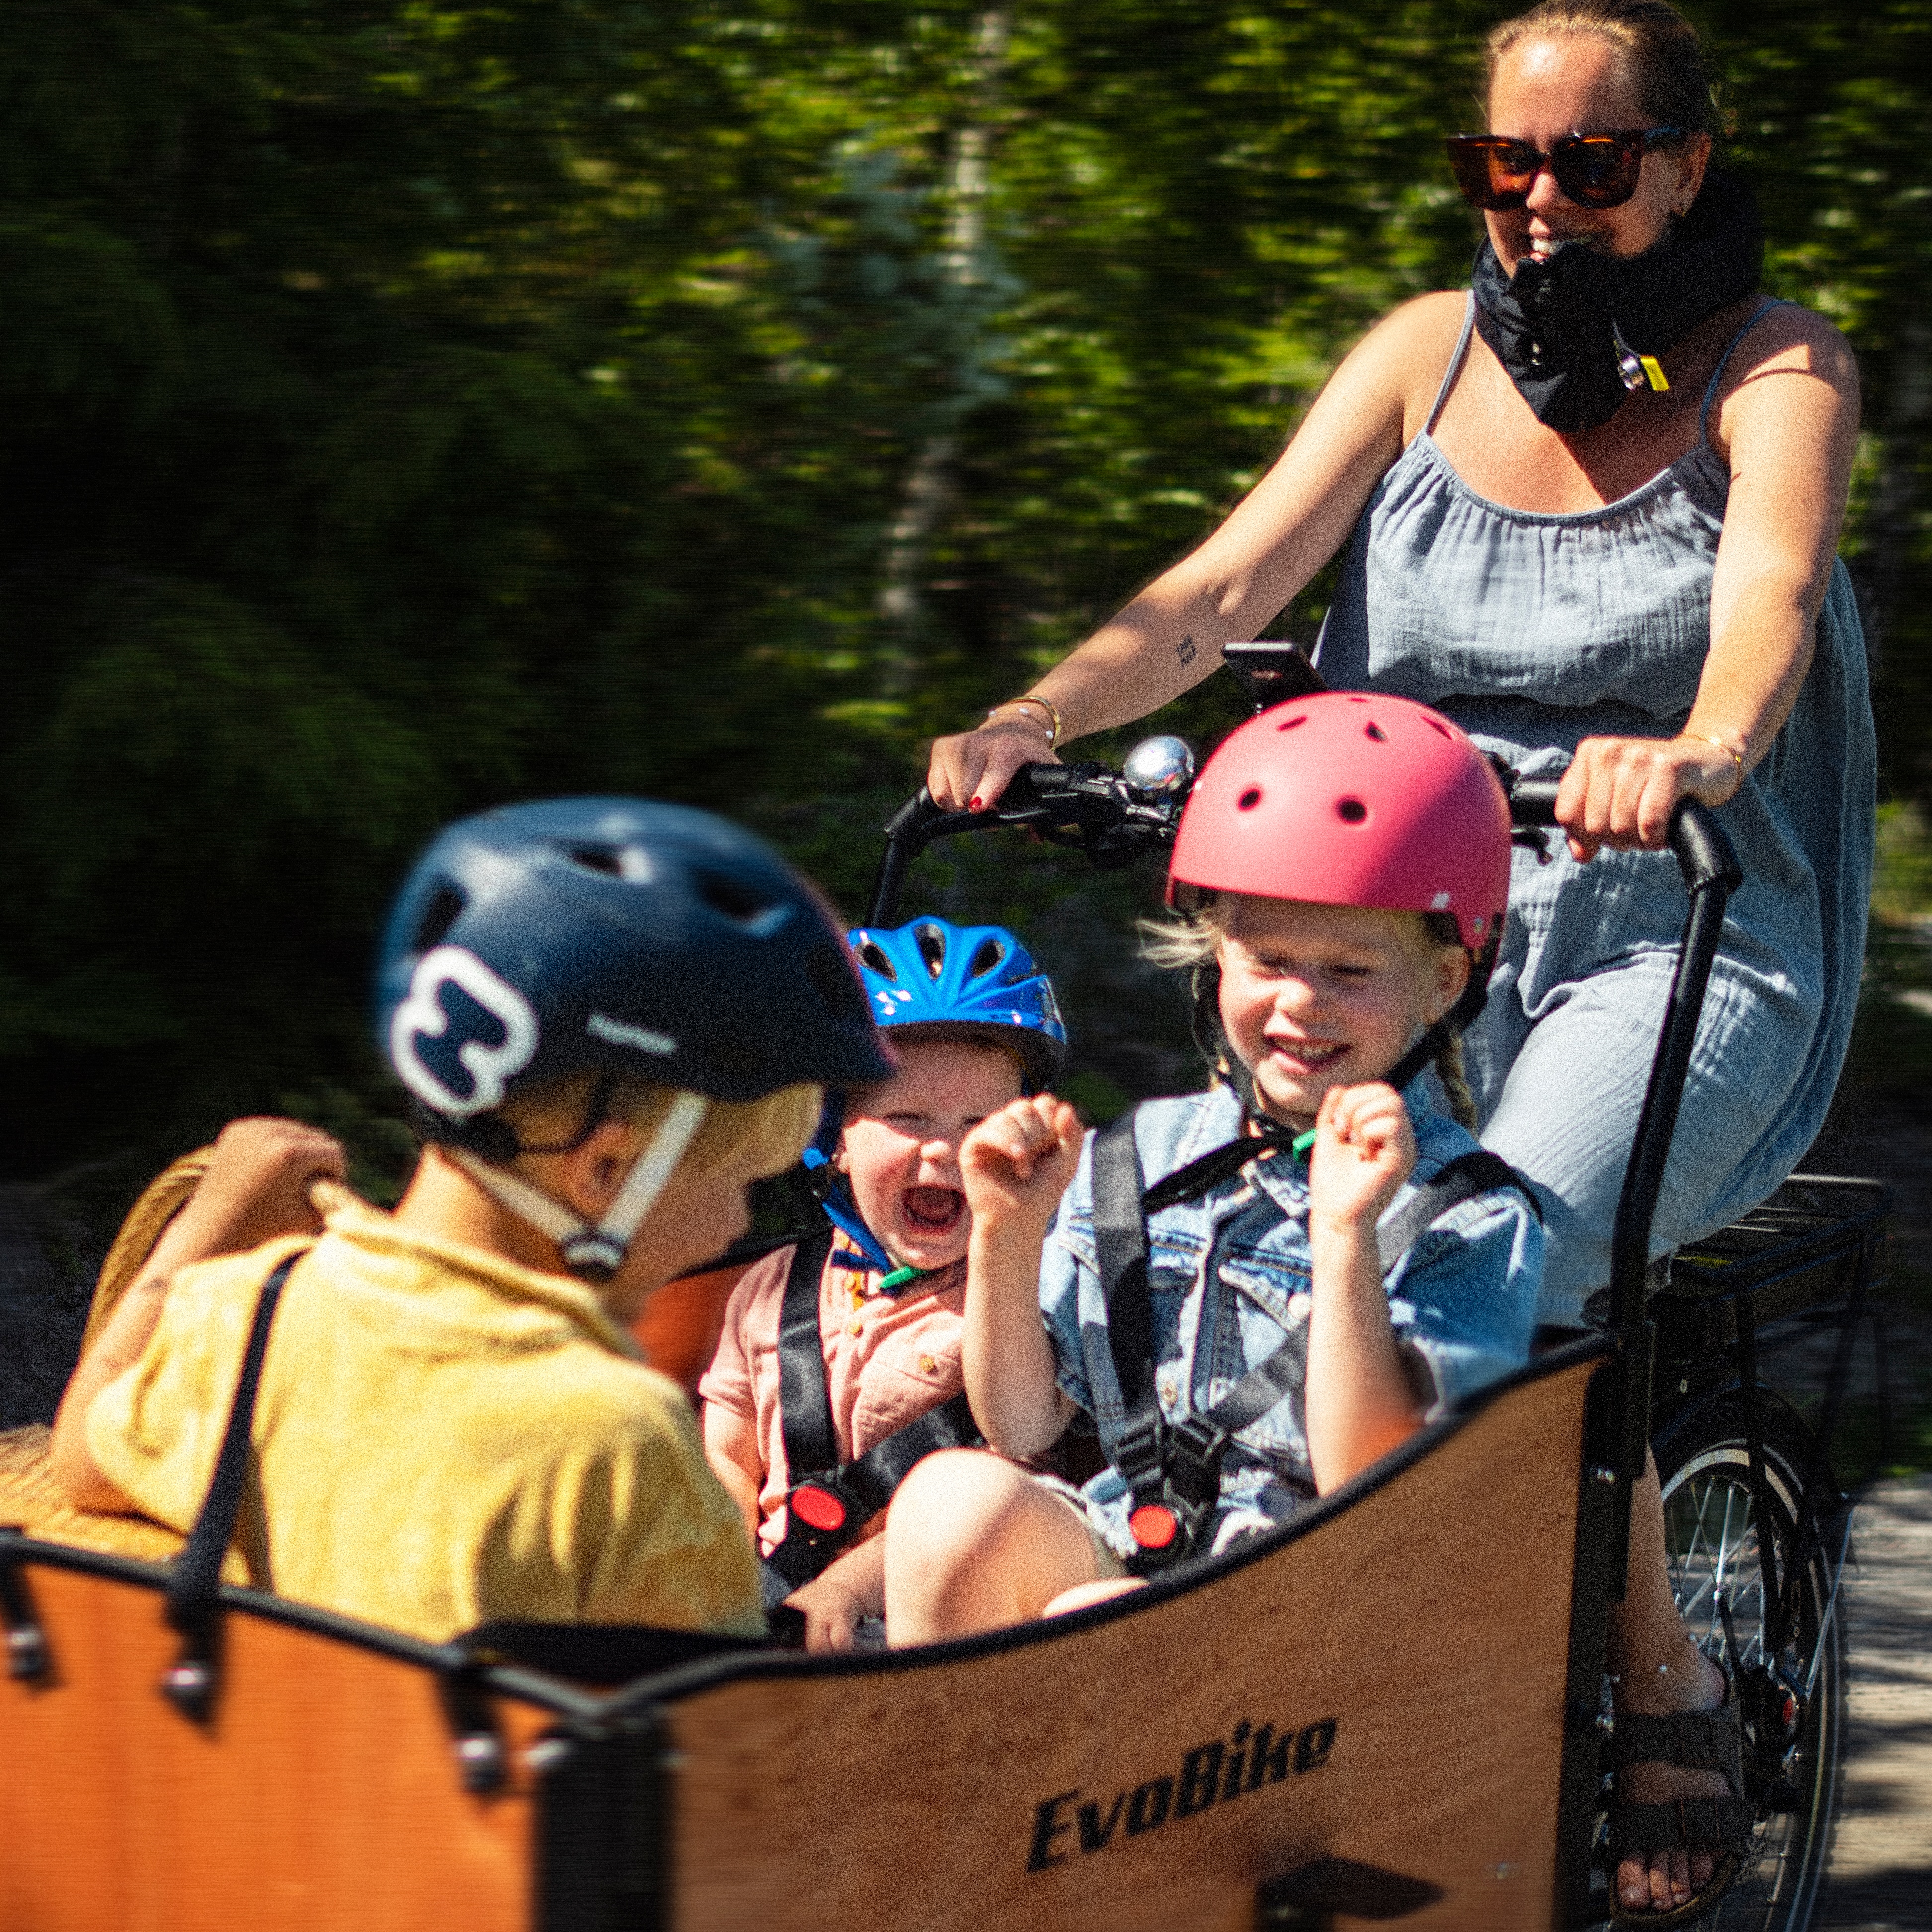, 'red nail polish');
969,796,983,811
